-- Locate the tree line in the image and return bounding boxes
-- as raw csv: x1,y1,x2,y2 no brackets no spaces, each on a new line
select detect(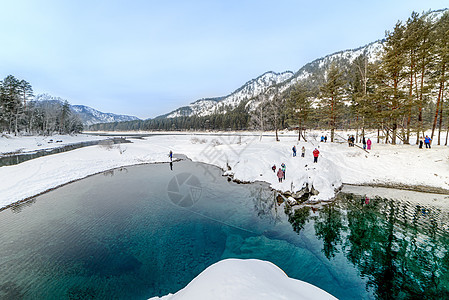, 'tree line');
0,75,83,135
